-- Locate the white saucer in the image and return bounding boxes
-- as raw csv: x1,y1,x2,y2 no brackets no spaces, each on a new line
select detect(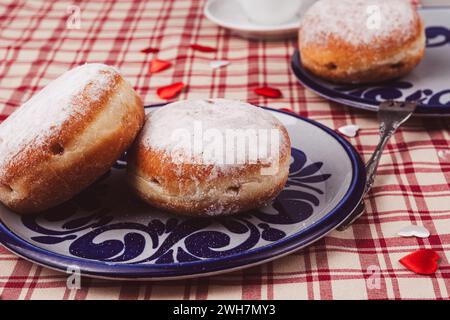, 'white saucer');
204,0,300,40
